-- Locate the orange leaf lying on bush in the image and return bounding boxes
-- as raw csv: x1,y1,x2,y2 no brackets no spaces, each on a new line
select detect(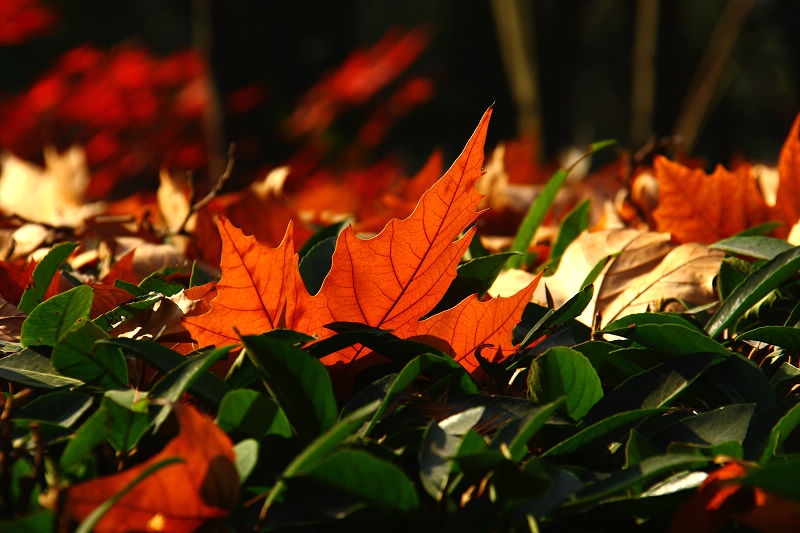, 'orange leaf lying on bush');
653,113,800,242
183,107,538,390
669,461,800,533
63,403,238,533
